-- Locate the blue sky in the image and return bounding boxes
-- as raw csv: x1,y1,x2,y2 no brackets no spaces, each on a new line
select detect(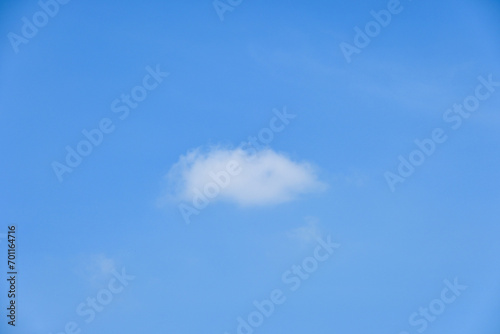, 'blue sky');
1,0,500,333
